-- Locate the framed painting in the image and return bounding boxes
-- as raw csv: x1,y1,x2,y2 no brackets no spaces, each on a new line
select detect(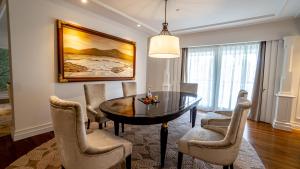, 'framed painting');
57,20,136,82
